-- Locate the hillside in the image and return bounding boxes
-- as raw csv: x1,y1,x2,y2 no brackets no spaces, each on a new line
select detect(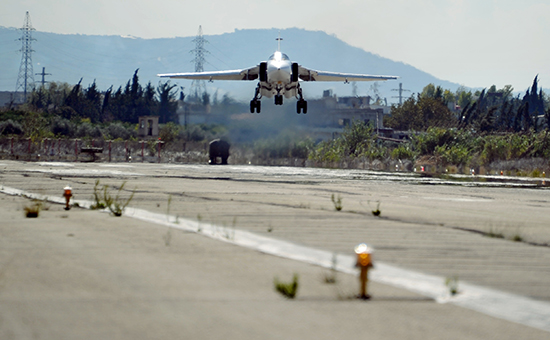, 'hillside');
0,27,461,103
